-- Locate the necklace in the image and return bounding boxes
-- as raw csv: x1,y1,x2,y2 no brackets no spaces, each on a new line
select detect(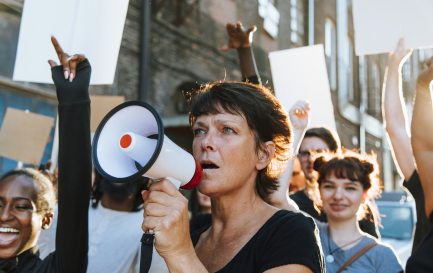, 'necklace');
325,227,363,263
